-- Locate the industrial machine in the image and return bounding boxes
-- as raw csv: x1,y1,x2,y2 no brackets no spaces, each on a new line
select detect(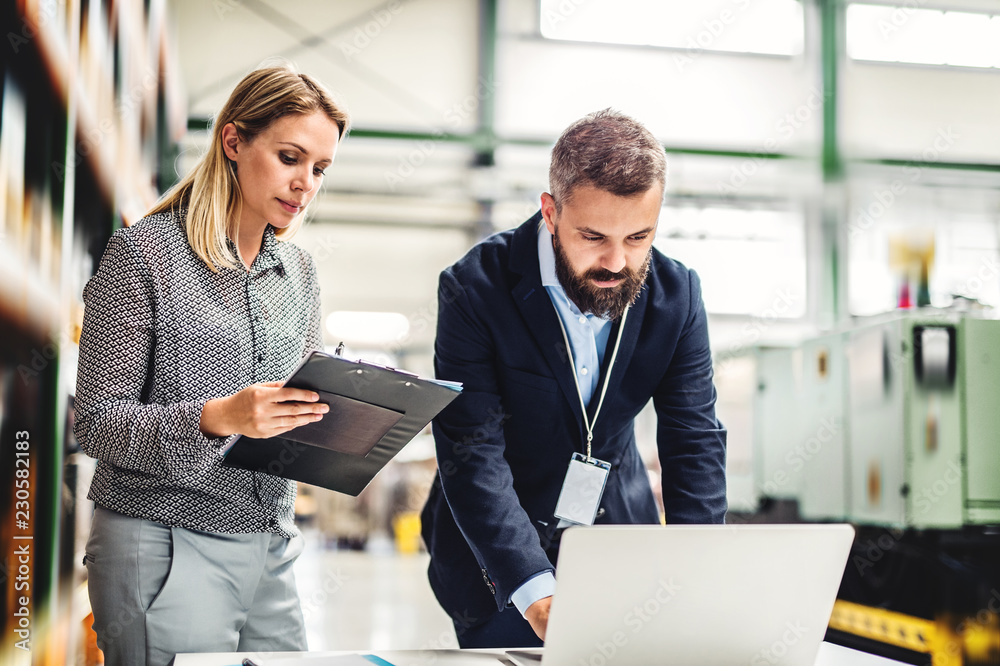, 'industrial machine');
743,311,1000,527
723,311,1000,666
